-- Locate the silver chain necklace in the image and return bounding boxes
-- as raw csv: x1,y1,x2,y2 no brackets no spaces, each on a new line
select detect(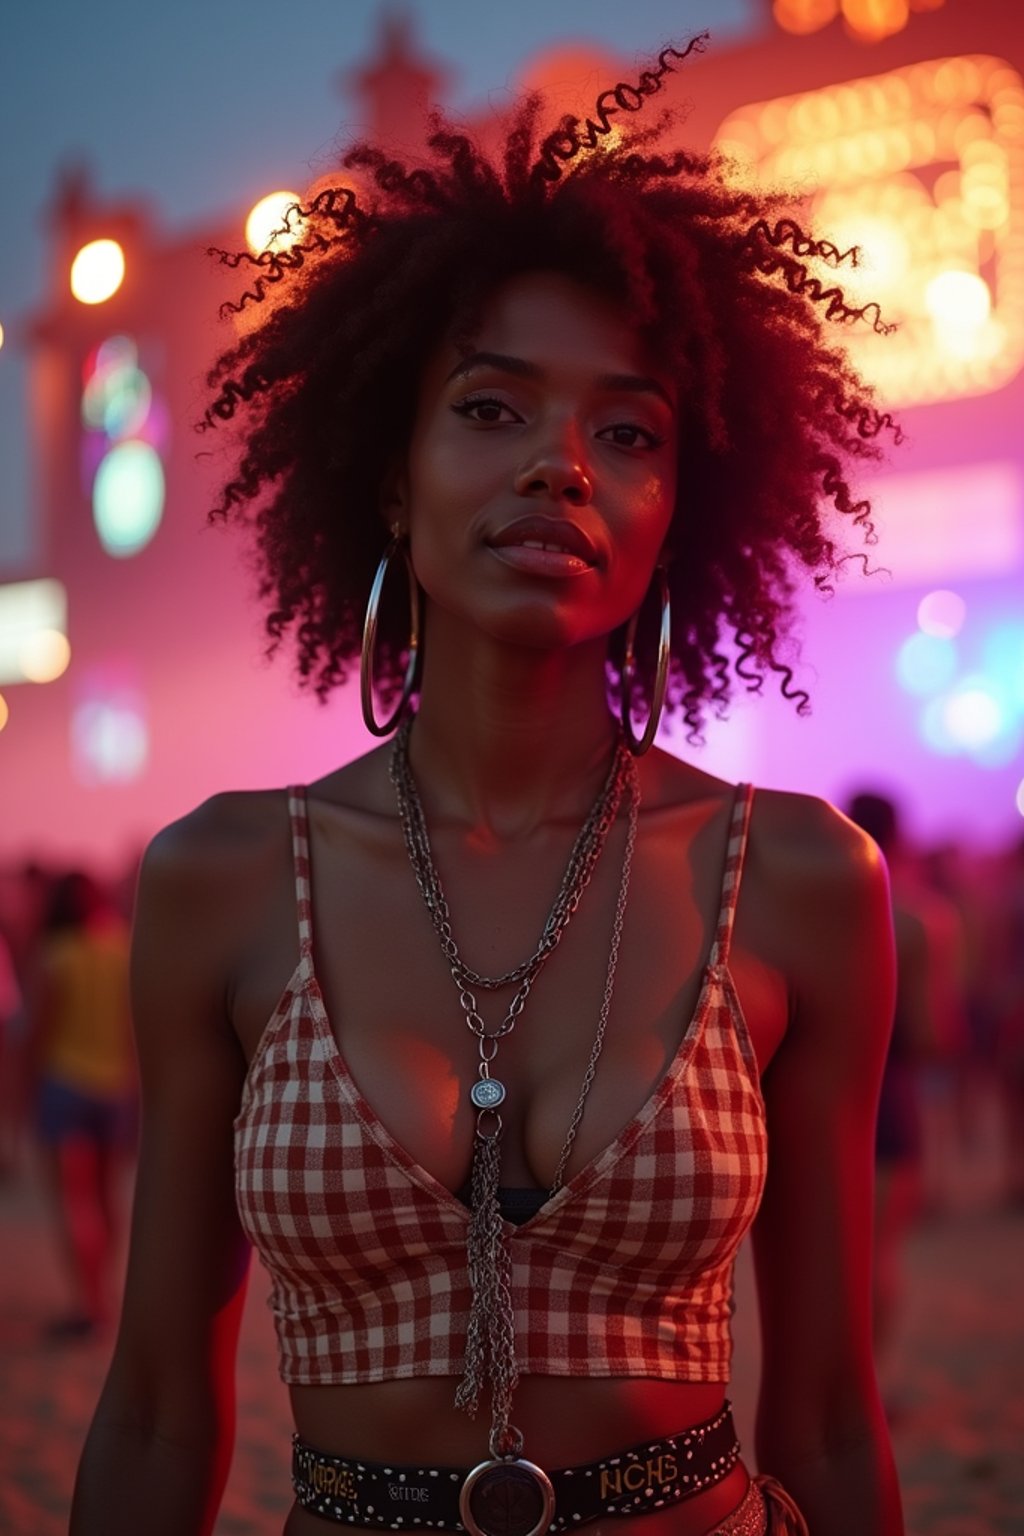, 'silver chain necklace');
390,714,632,988
388,718,640,1474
